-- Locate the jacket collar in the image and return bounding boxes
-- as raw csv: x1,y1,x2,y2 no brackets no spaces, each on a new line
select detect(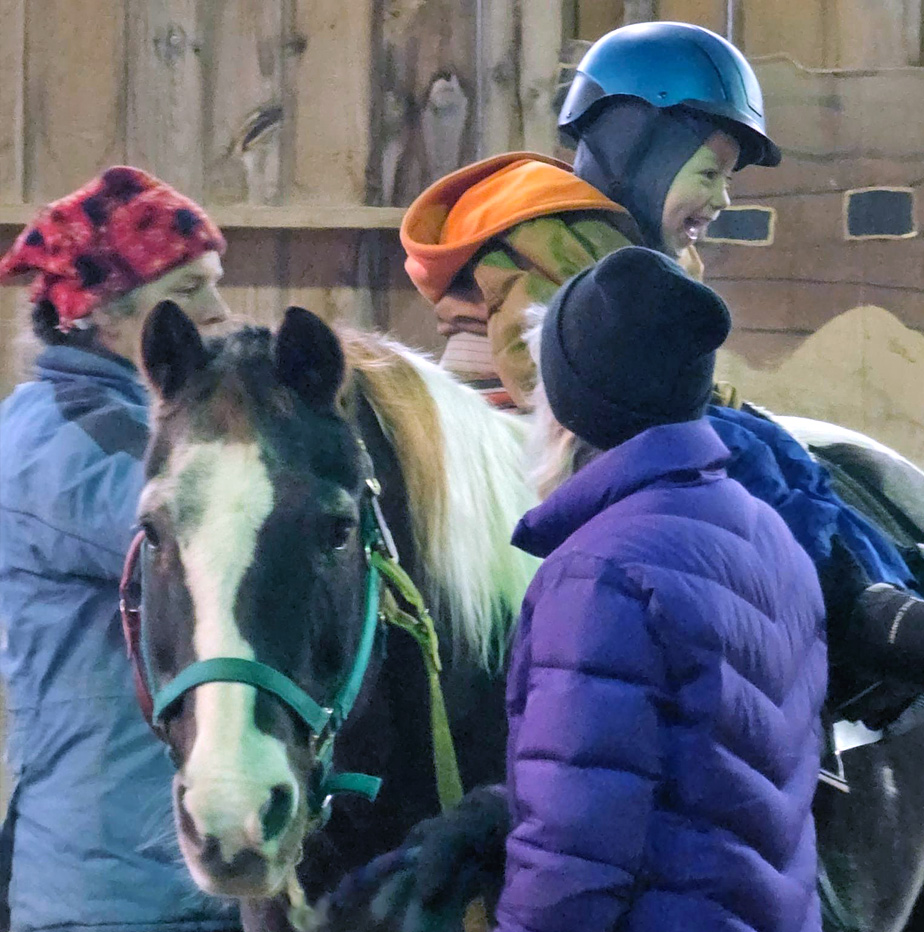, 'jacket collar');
513,418,730,558
35,345,149,406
